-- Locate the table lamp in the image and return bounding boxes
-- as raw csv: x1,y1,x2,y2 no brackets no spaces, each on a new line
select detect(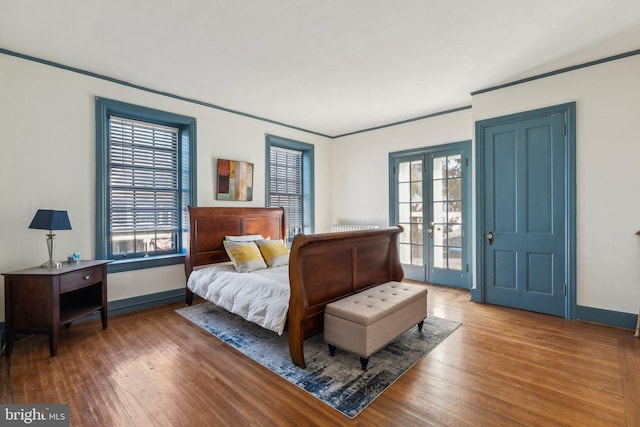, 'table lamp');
29,209,72,268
